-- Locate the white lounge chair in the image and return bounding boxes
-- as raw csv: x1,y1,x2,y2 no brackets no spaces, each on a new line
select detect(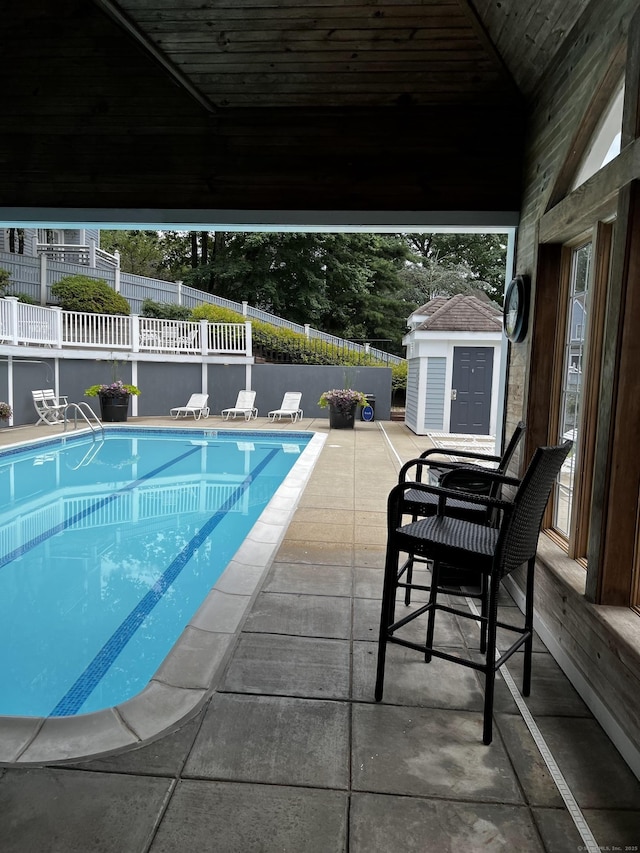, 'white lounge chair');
32,389,69,425
221,390,258,421
268,392,303,423
170,393,210,420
